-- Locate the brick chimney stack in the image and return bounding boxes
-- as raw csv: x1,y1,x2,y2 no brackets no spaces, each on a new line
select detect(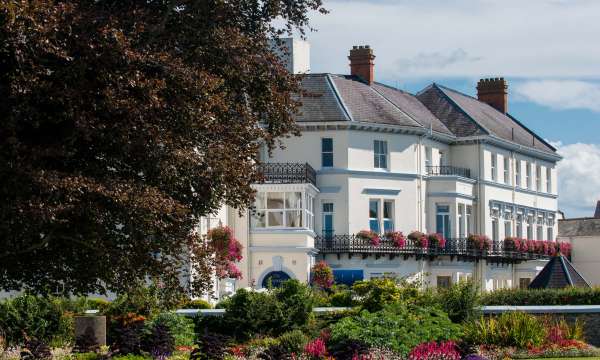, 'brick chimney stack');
349,45,375,85
477,77,508,114
594,200,600,218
